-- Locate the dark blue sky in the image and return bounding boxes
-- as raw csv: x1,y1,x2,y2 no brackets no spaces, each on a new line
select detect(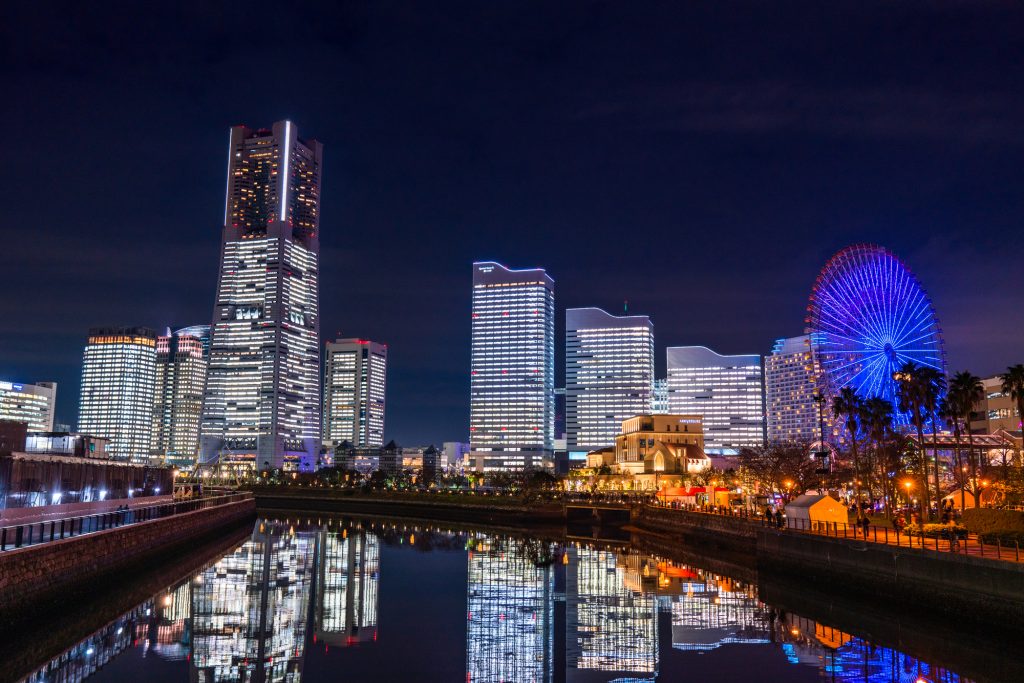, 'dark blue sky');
2,1,1023,444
